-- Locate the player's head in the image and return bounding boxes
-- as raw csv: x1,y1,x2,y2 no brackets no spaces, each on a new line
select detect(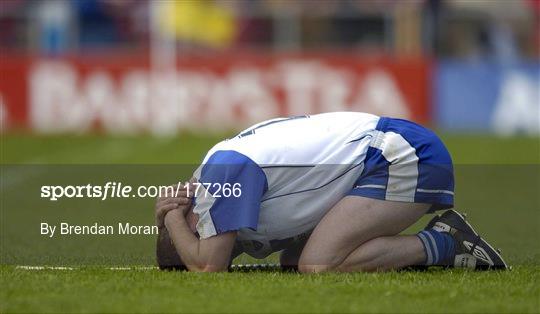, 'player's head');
156,227,186,271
